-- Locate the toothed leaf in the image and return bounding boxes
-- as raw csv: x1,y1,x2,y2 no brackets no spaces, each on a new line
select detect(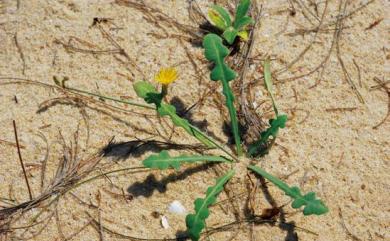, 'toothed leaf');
248,165,329,216
248,114,287,157
142,150,231,171
186,170,235,240
203,34,242,155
